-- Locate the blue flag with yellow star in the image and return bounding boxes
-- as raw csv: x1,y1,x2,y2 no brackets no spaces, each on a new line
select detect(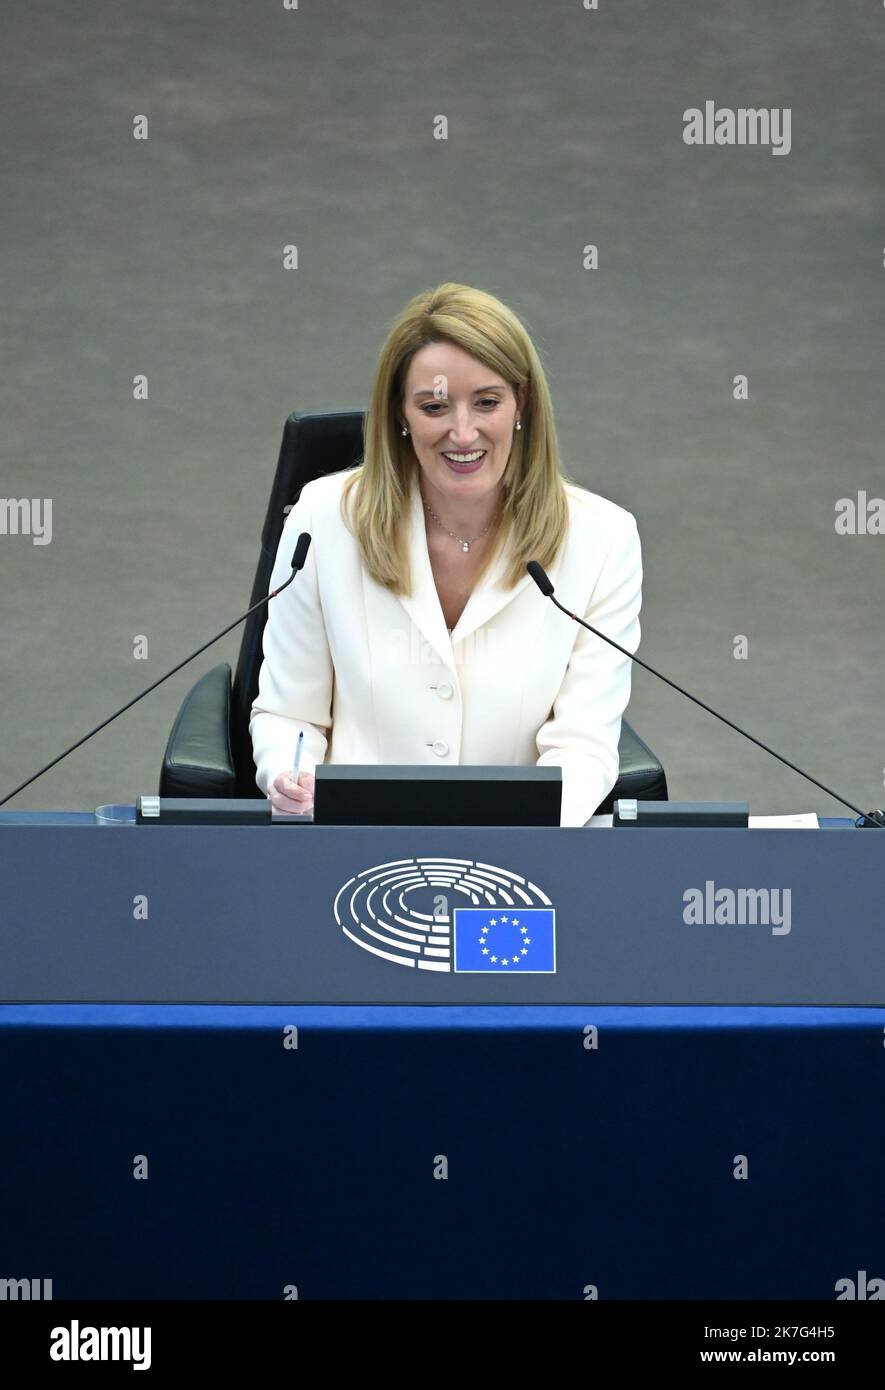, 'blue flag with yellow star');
453,907,556,973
